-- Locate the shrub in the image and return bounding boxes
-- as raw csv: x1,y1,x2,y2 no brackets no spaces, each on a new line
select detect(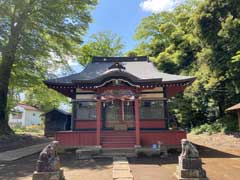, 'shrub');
191,114,239,135
191,121,225,135
13,124,44,134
